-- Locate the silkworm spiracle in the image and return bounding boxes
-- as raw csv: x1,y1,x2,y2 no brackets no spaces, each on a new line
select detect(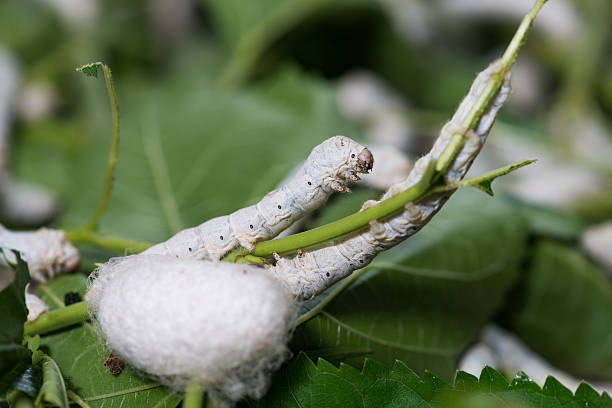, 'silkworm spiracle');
269,61,512,300
143,135,373,260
